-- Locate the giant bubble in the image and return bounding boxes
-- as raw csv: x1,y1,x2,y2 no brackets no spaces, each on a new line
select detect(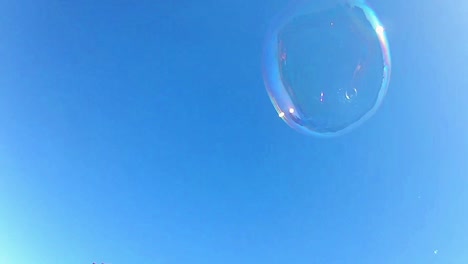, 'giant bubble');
262,0,391,137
